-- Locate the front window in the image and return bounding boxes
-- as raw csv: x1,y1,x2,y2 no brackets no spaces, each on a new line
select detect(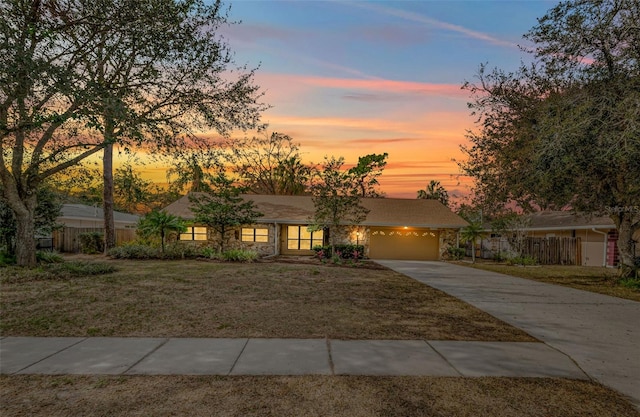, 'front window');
180,226,207,241
242,227,269,242
287,225,323,250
